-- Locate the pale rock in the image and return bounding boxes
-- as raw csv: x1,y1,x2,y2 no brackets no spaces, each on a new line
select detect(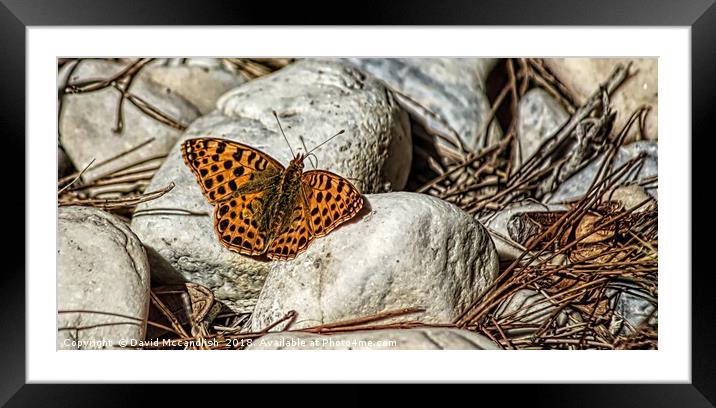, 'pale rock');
217,60,412,193
57,206,150,349
246,328,500,350
162,58,227,69
516,88,569,168
547,141,657,203
131,60,411,313
602,185,657,212
607,281,657,336
494,289,582,339
59,59,201,182
483,202,567,262
248,192,499,331
544,58,658,142
335,58,501,150
145,59,247,114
